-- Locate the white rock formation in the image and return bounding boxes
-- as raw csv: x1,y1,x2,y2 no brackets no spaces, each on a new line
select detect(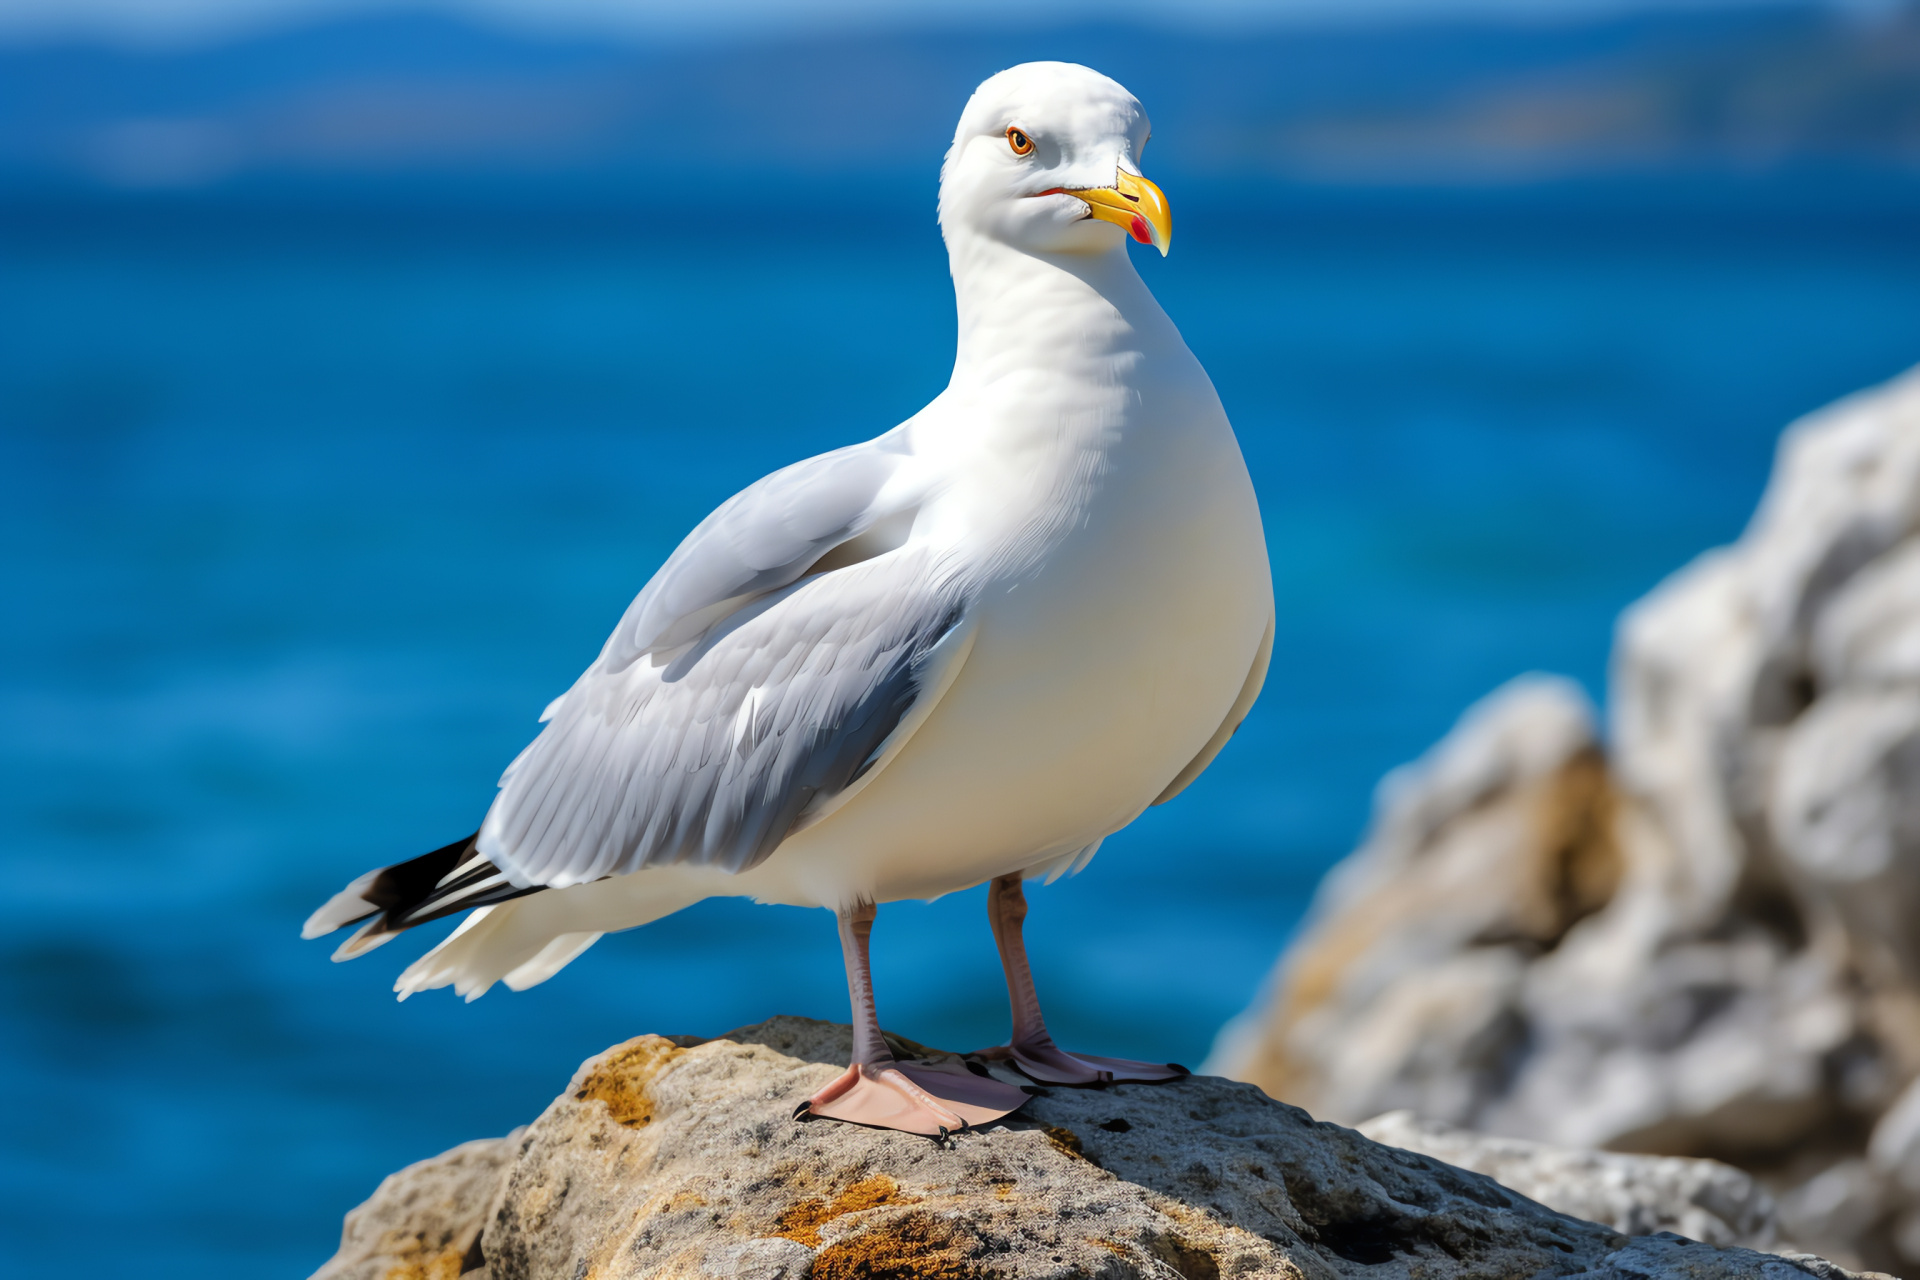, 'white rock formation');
1205,674,1616,1130
1212,364,1920,1274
